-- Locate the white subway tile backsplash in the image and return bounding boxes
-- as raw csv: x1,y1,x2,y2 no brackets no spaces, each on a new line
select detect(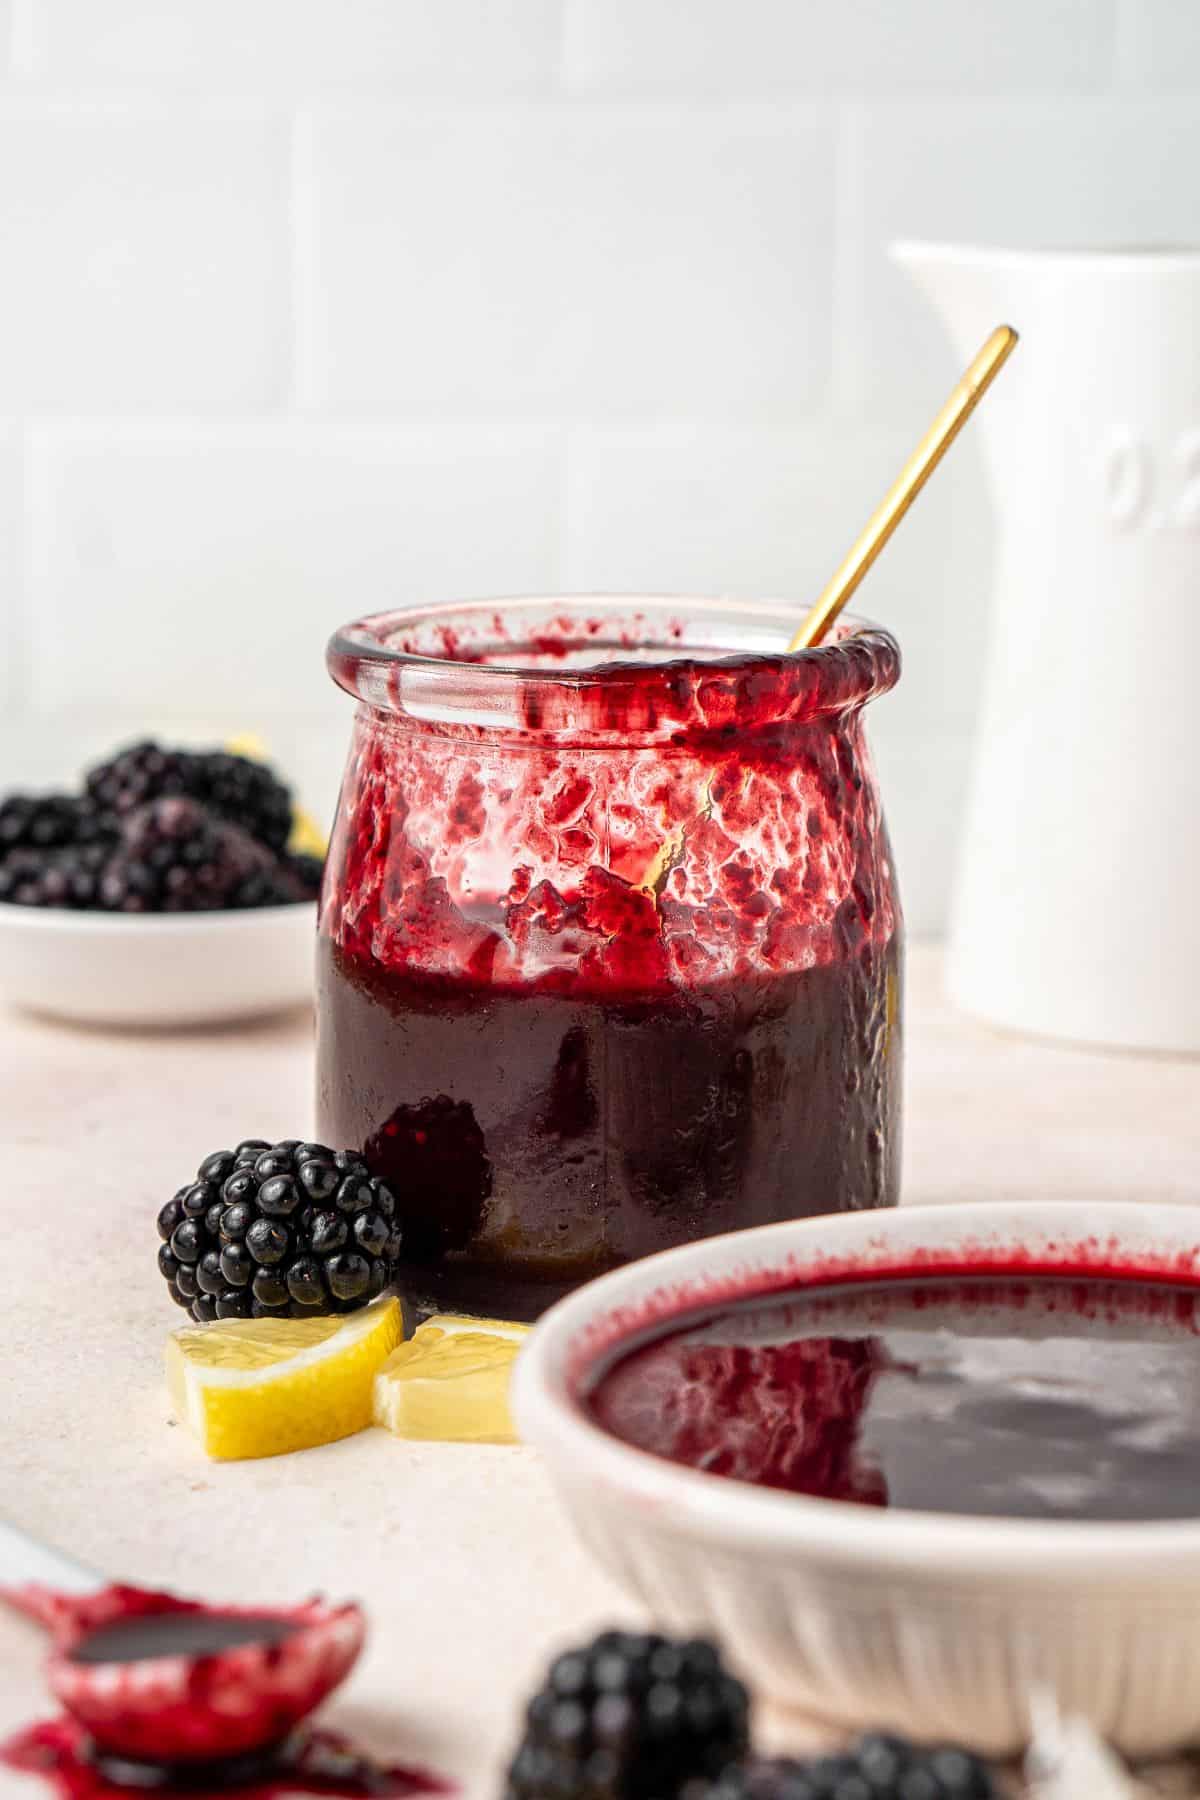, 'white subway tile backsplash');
28,423,561,716
0,424,23,710
563,417,993,924
564,420,994,729
869,721,973,940
563,0,1117,97
23,0,561,94
299,105,836,419
845,98,1200,420
0,714,77,786
0,104,288,411
1116,0,1200,92
565,421,869,597
1,0,1195,937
